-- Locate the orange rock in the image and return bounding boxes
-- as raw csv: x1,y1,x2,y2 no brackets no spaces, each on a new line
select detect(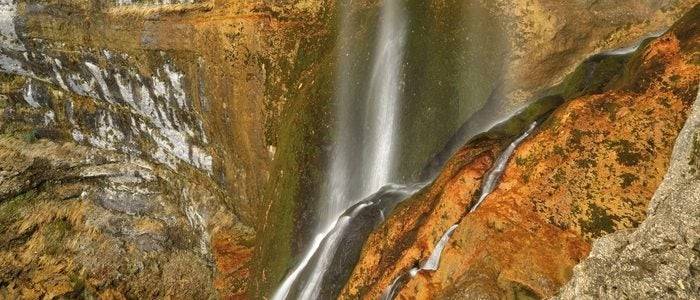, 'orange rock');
212,230,253,298
343,24,700,300
340,139,504,298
